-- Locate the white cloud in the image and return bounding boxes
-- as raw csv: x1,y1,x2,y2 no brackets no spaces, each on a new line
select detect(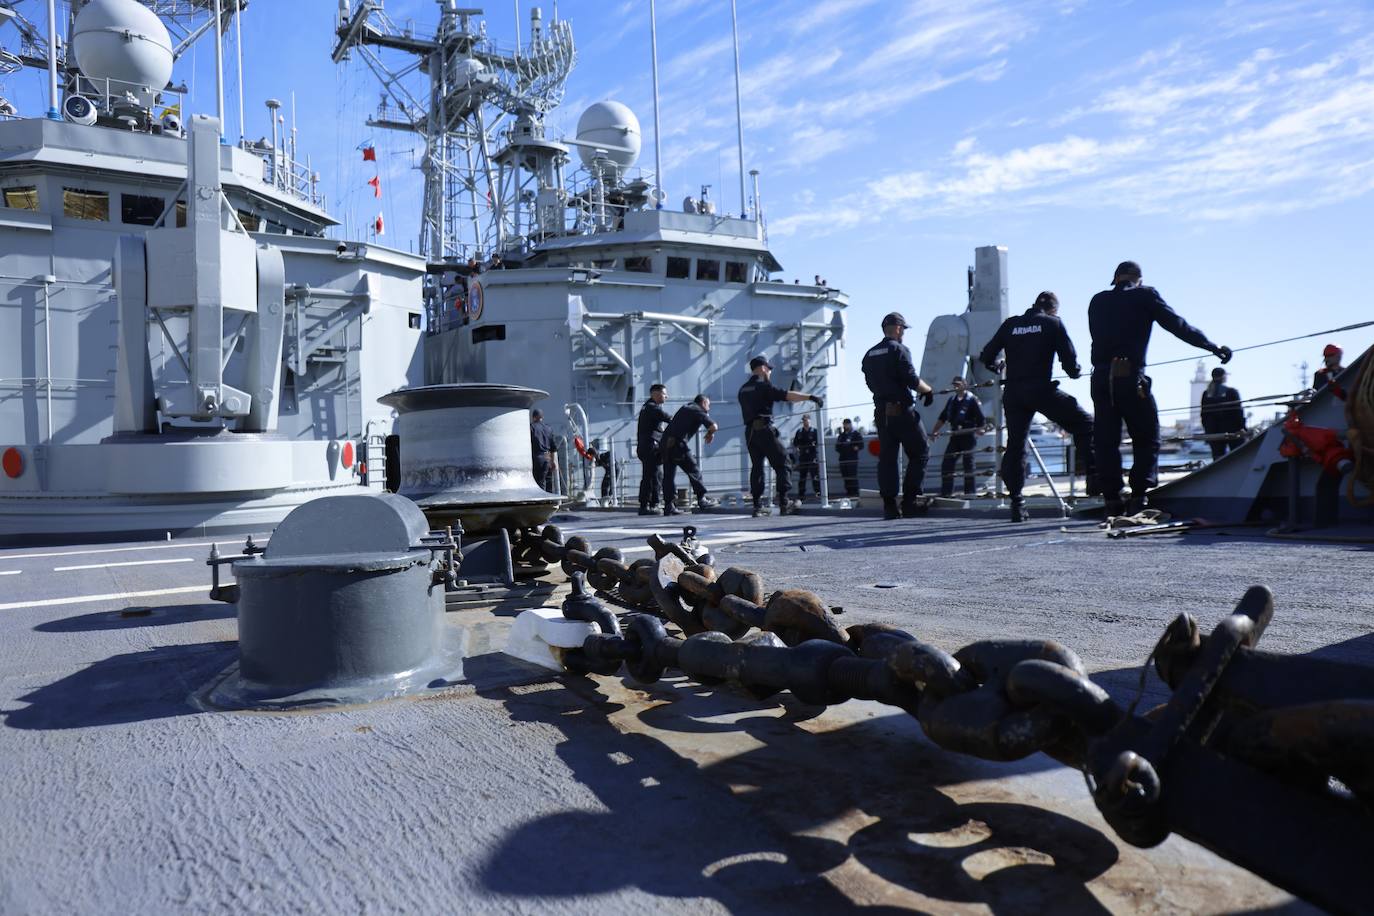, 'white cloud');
768,4,1374,234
